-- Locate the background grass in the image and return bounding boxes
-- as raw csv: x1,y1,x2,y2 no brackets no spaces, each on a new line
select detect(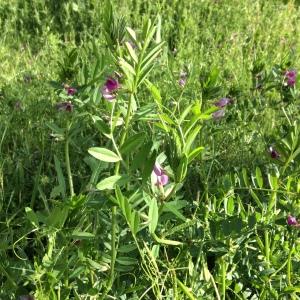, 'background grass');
1,0,300,299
